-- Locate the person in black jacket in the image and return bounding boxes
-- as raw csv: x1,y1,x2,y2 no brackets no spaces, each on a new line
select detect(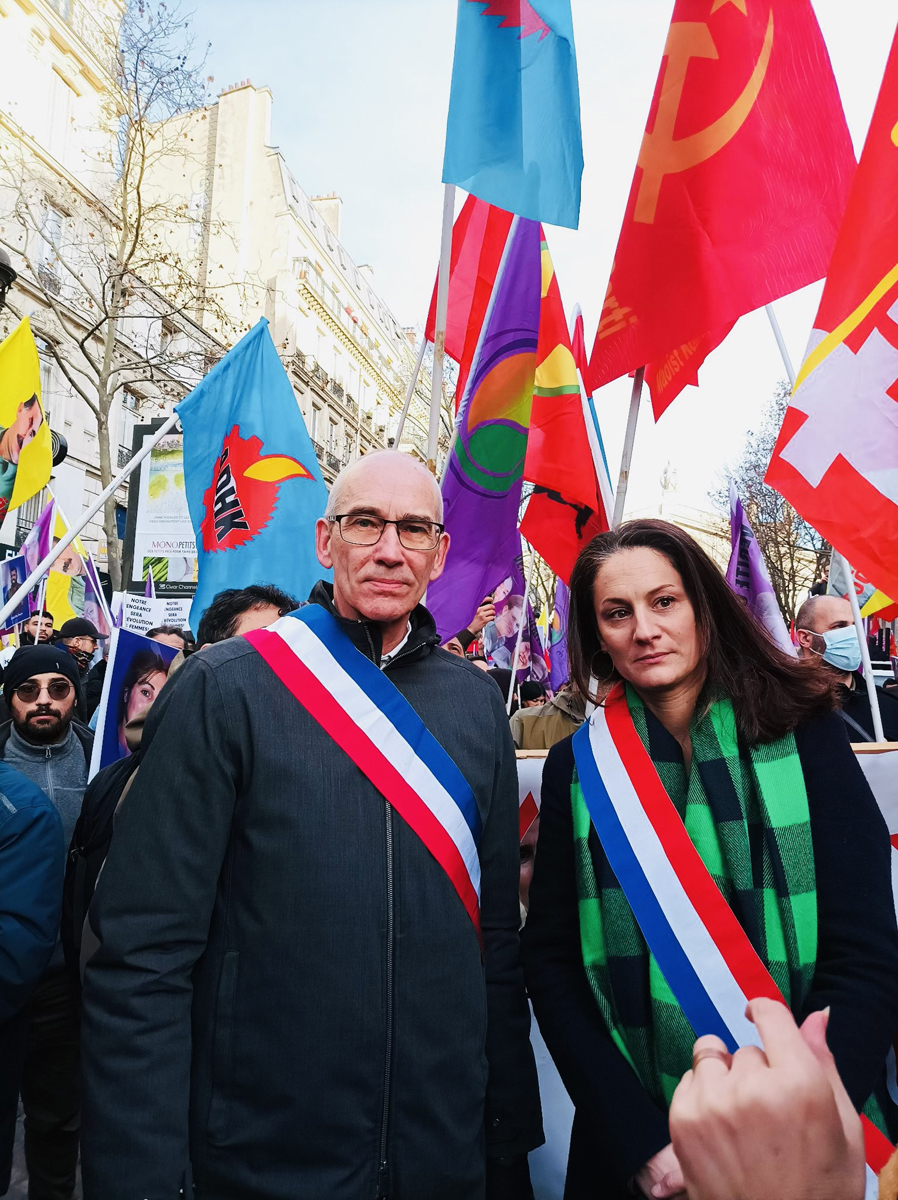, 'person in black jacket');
523,519,898,1200
80,450,542,1200
795,592,898,742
